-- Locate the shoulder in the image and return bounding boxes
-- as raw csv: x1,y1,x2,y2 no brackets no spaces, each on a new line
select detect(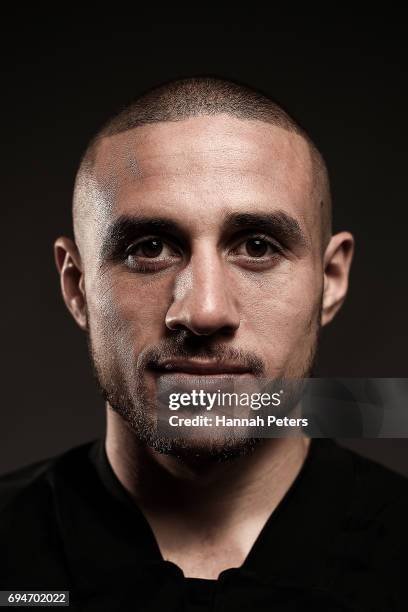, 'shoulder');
0,458,54,512
329,441,408,567
311,439,408,548
335,441,408,511
0,442,99,589
0,441,99,512
309,441,408,609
